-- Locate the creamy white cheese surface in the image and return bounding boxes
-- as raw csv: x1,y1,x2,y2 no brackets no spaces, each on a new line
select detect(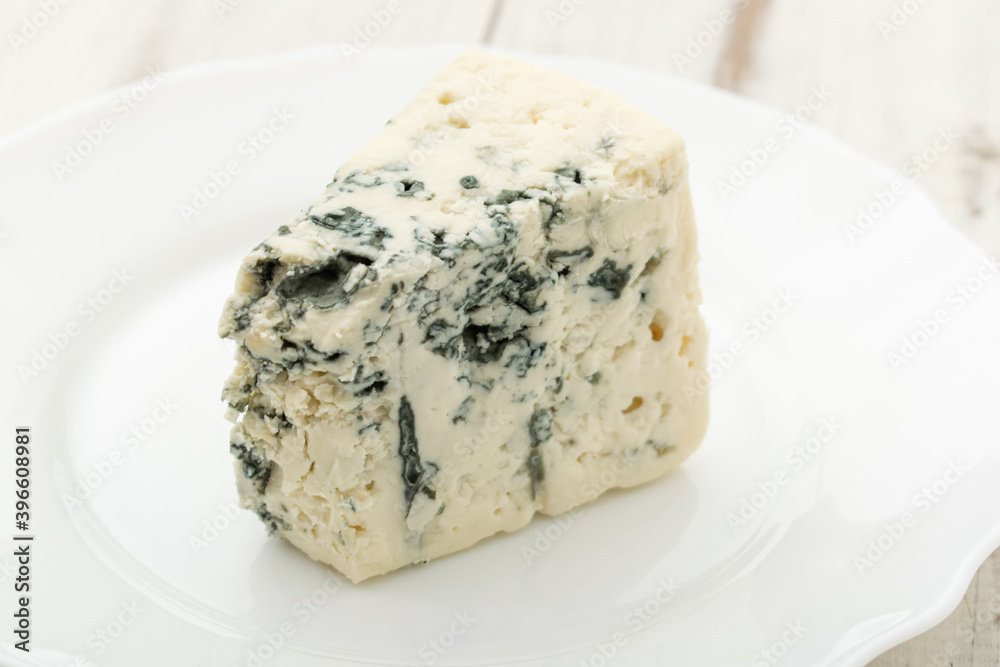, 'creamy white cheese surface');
219,50,709,582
